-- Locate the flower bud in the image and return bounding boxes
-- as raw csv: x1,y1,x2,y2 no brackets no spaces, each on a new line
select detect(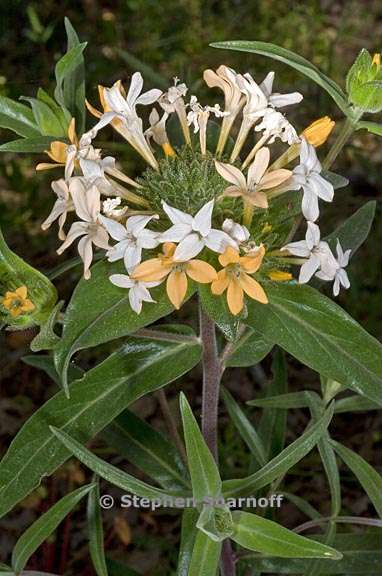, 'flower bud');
346,49,382,113
302,116,335,147
0,228,58,329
